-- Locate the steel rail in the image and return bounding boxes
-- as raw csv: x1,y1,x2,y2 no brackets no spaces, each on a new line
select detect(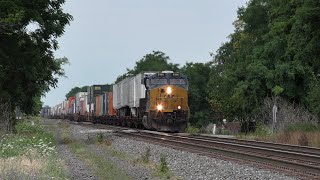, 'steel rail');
190,134,320,156
165,134,320,165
